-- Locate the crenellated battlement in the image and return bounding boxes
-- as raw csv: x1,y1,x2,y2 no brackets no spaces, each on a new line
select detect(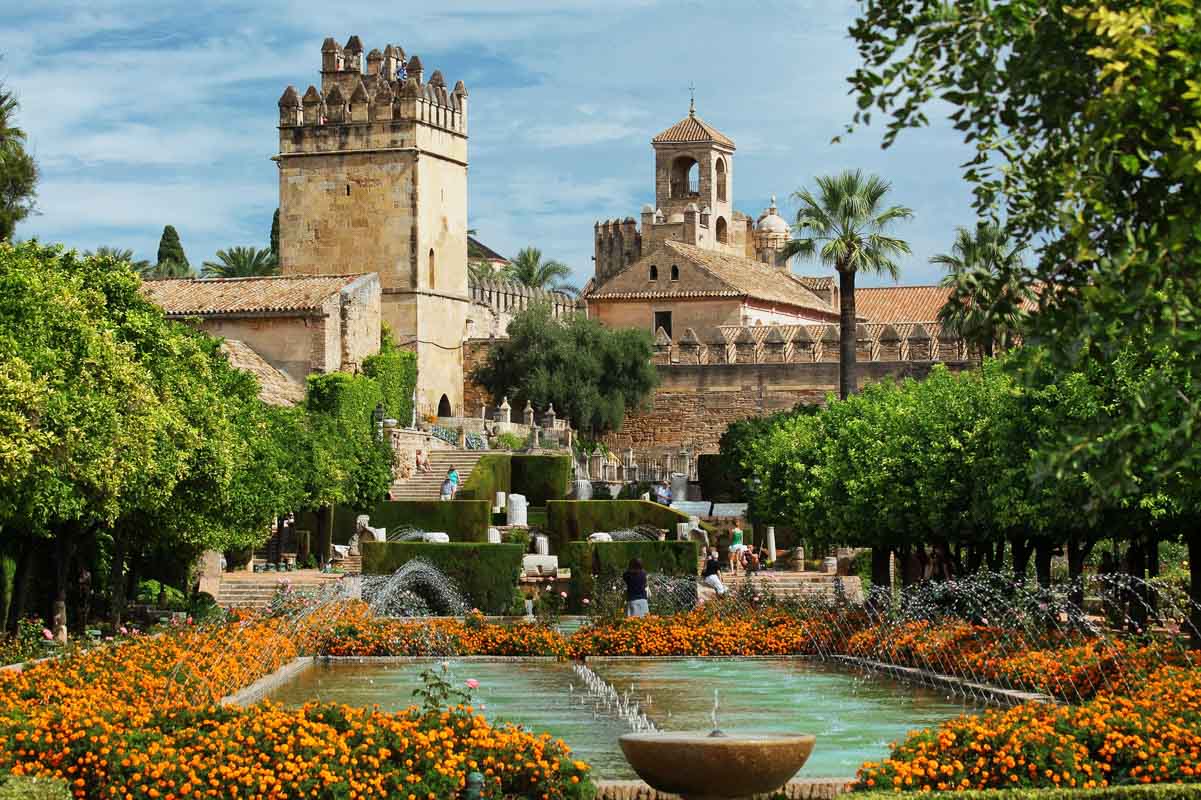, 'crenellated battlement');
593,217,642,282
278,35,468,153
